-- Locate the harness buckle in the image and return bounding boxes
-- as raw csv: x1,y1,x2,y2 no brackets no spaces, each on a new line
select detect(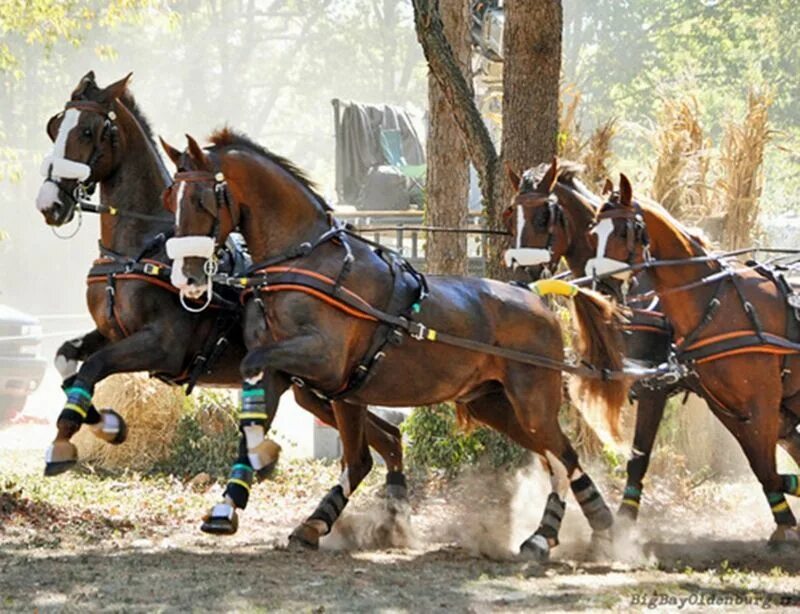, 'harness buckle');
408,322,427,341
290,376,305,388
142,263,161,276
